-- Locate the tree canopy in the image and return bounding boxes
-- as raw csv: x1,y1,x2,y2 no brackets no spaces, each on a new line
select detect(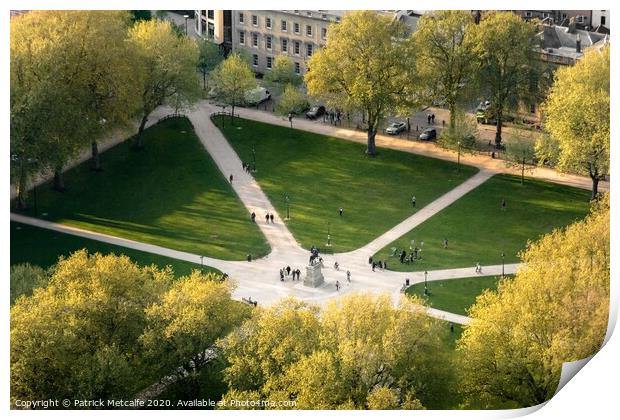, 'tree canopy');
305,11,417,155
128,19,199,148
10,251,244,405
457,195,610,408
211,53,257,122
219,294,451,409
275,84,309,116
413,10,475,129
465,11,542,147
197,38,224,90
536,46,610,199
